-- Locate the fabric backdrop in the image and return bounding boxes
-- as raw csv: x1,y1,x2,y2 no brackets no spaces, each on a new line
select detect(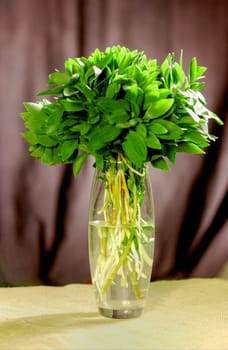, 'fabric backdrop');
0,0,227,285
